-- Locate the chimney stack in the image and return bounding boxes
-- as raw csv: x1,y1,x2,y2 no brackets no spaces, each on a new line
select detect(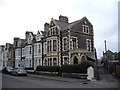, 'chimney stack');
13,37,20,48
59,15,68,23
44,23,49,32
